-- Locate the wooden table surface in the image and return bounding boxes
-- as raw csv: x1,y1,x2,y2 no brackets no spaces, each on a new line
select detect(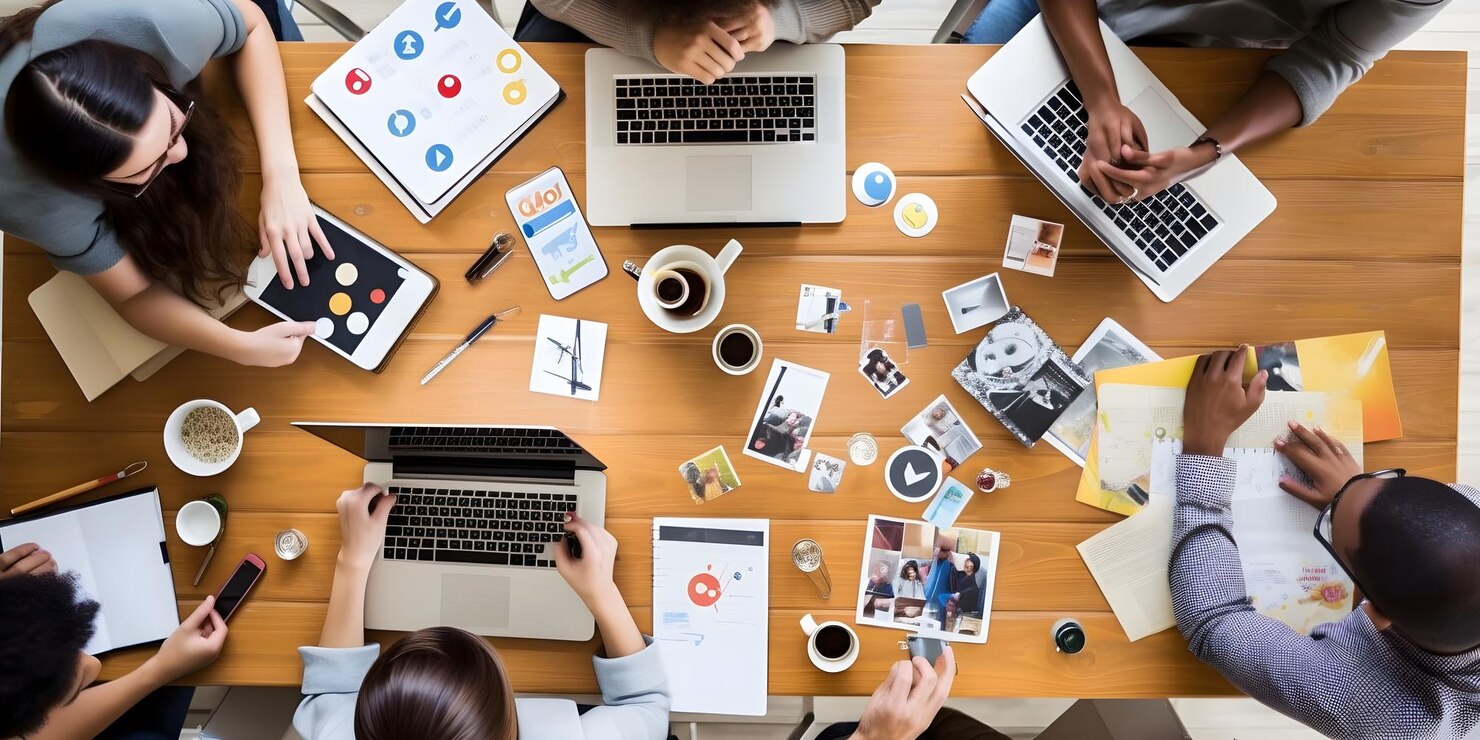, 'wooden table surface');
1,43,1464,697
